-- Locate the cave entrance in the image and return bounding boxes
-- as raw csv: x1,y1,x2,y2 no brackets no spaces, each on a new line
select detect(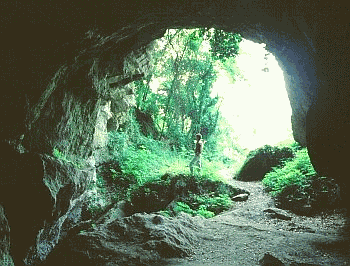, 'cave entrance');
132,28,293,165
